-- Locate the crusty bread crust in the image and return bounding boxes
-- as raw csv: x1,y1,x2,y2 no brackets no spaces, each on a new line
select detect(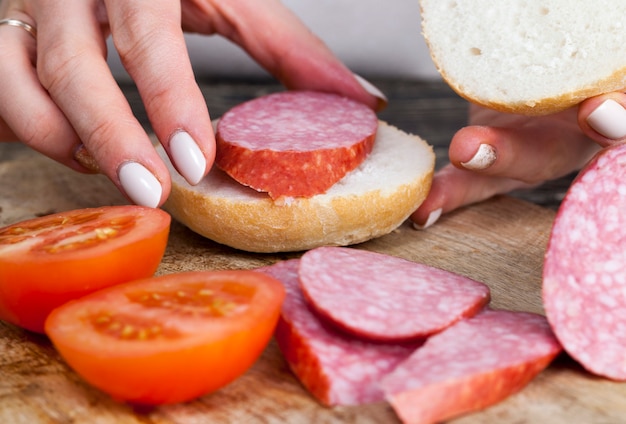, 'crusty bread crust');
419,0,626,115
159,121,434,253
436,65,626,116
